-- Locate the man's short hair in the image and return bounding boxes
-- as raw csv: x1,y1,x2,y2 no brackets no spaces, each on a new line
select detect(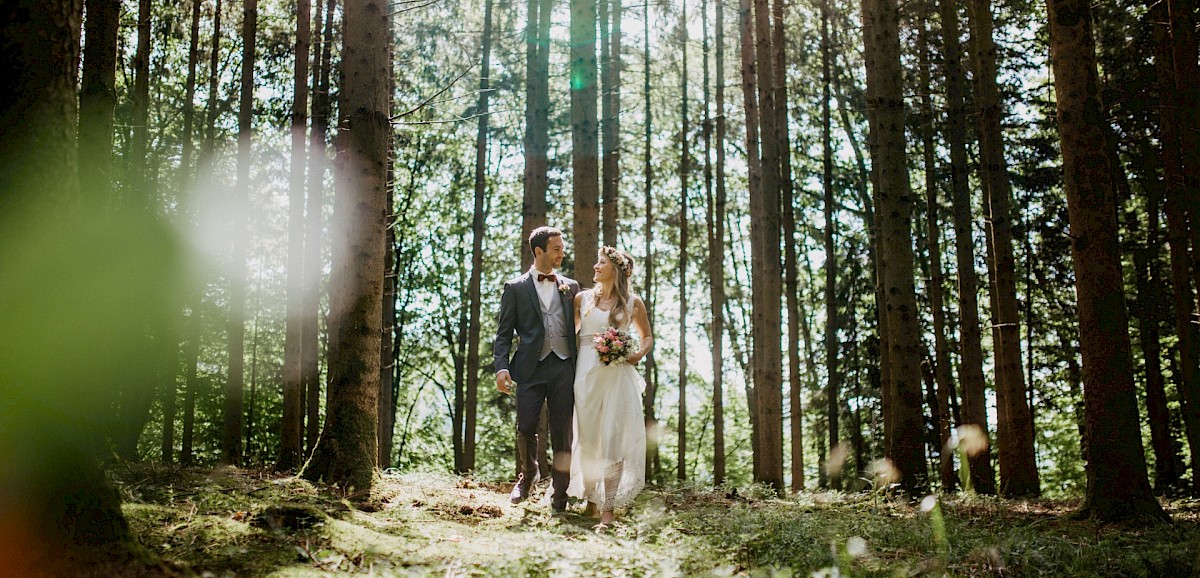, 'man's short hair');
528,226,563,257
